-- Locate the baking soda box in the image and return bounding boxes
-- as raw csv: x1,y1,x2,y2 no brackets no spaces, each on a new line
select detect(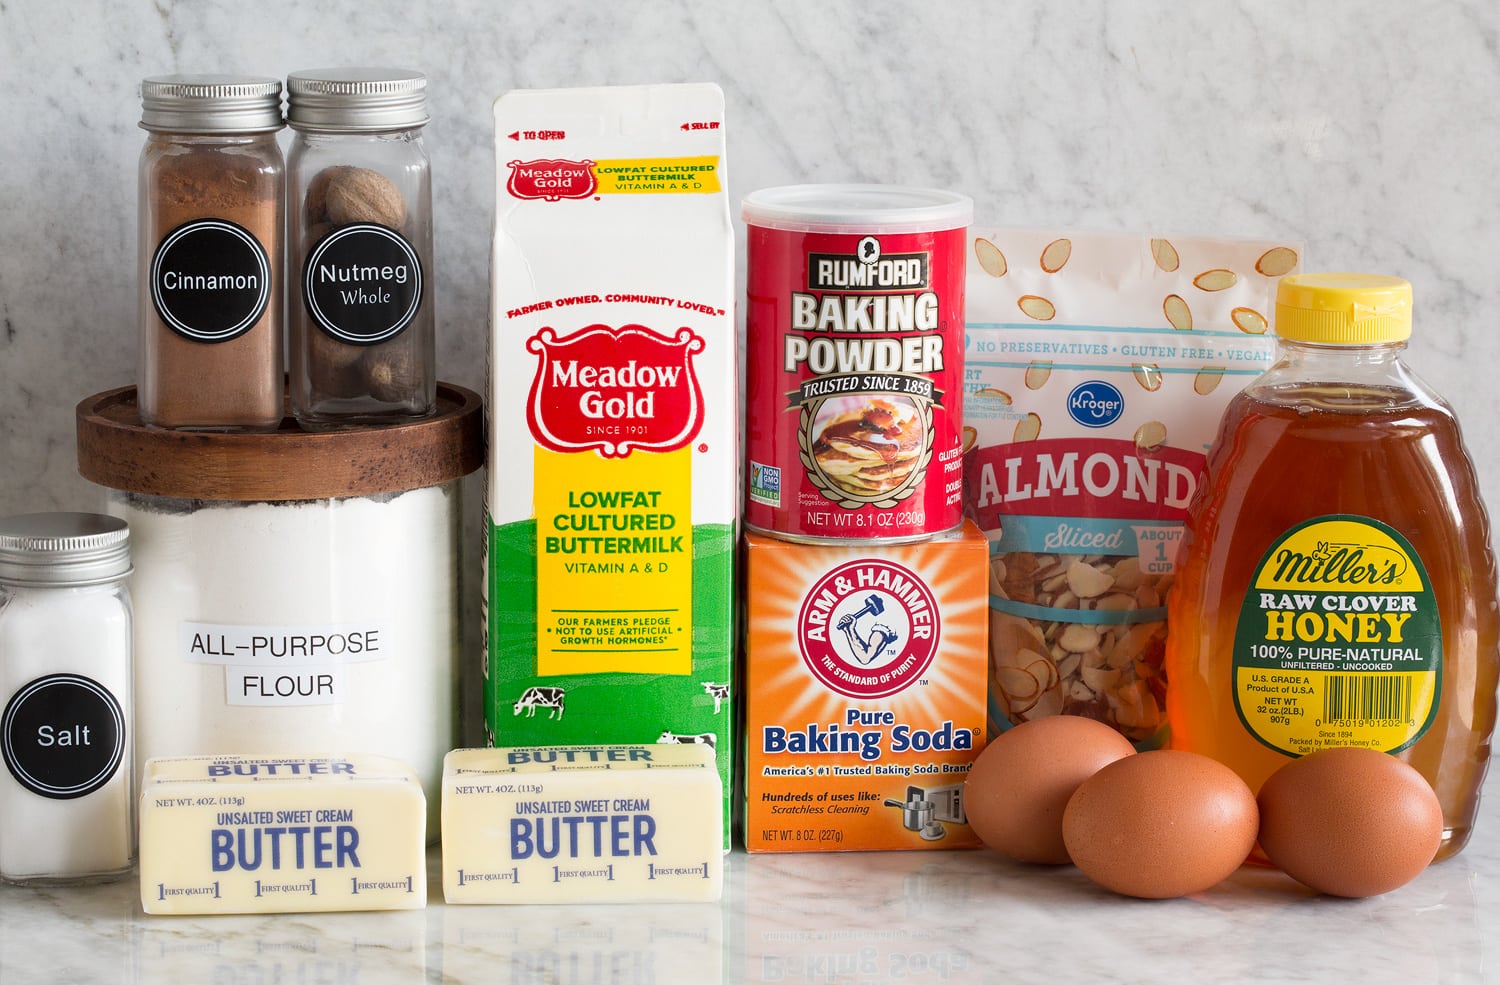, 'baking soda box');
485,84,736,848
743,523,989,852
